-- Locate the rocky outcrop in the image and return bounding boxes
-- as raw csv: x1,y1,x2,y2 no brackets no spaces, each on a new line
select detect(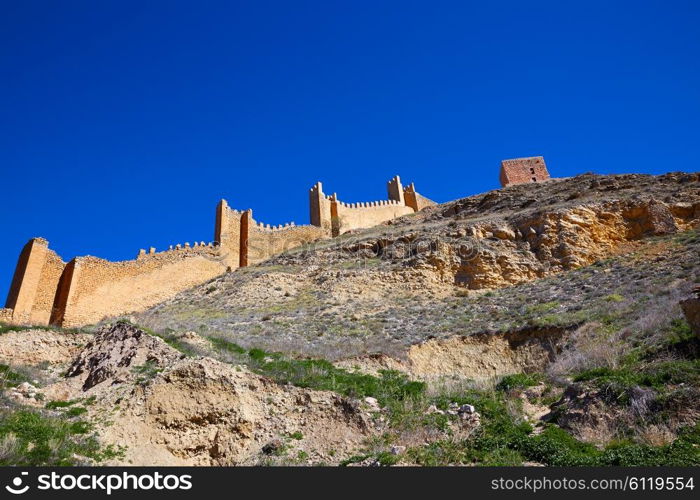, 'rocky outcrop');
335,197,697,290
337,327,568,381
65,322,183,390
